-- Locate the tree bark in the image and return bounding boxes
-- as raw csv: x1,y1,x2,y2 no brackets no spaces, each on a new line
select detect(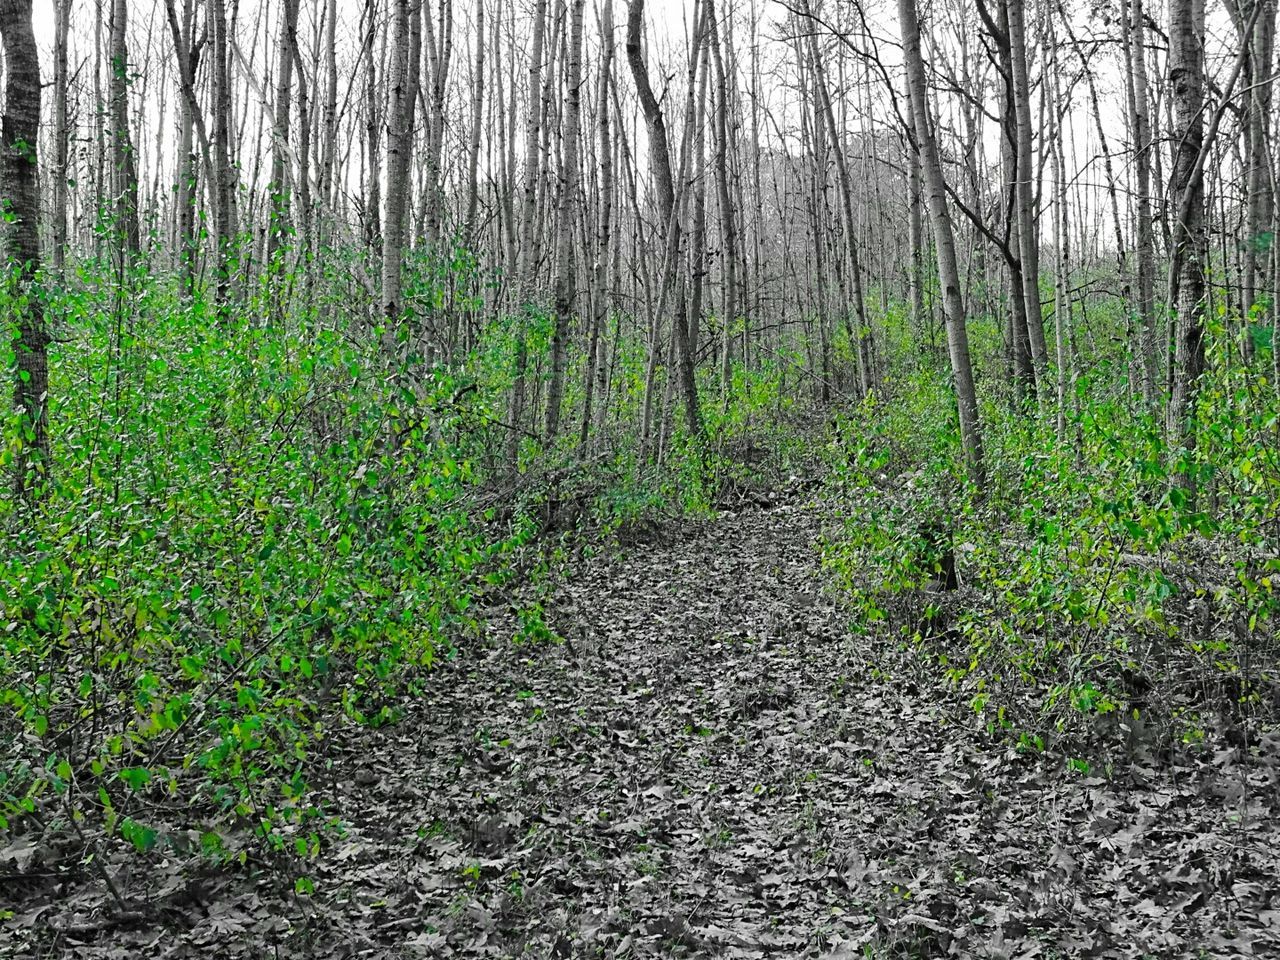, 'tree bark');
898,0,985,488
381,0,423,341
109,0,142,260
462,0,486,247
266,0,299,270
802,7,874,397
707,0,739,405
506,0,550,476
210,0,239,307
544,0,587,443
628,0,704,445
581,0,615,451
1166,0,1207,471
1,0,49,499
1006,0,1048,389
51,0,71,276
